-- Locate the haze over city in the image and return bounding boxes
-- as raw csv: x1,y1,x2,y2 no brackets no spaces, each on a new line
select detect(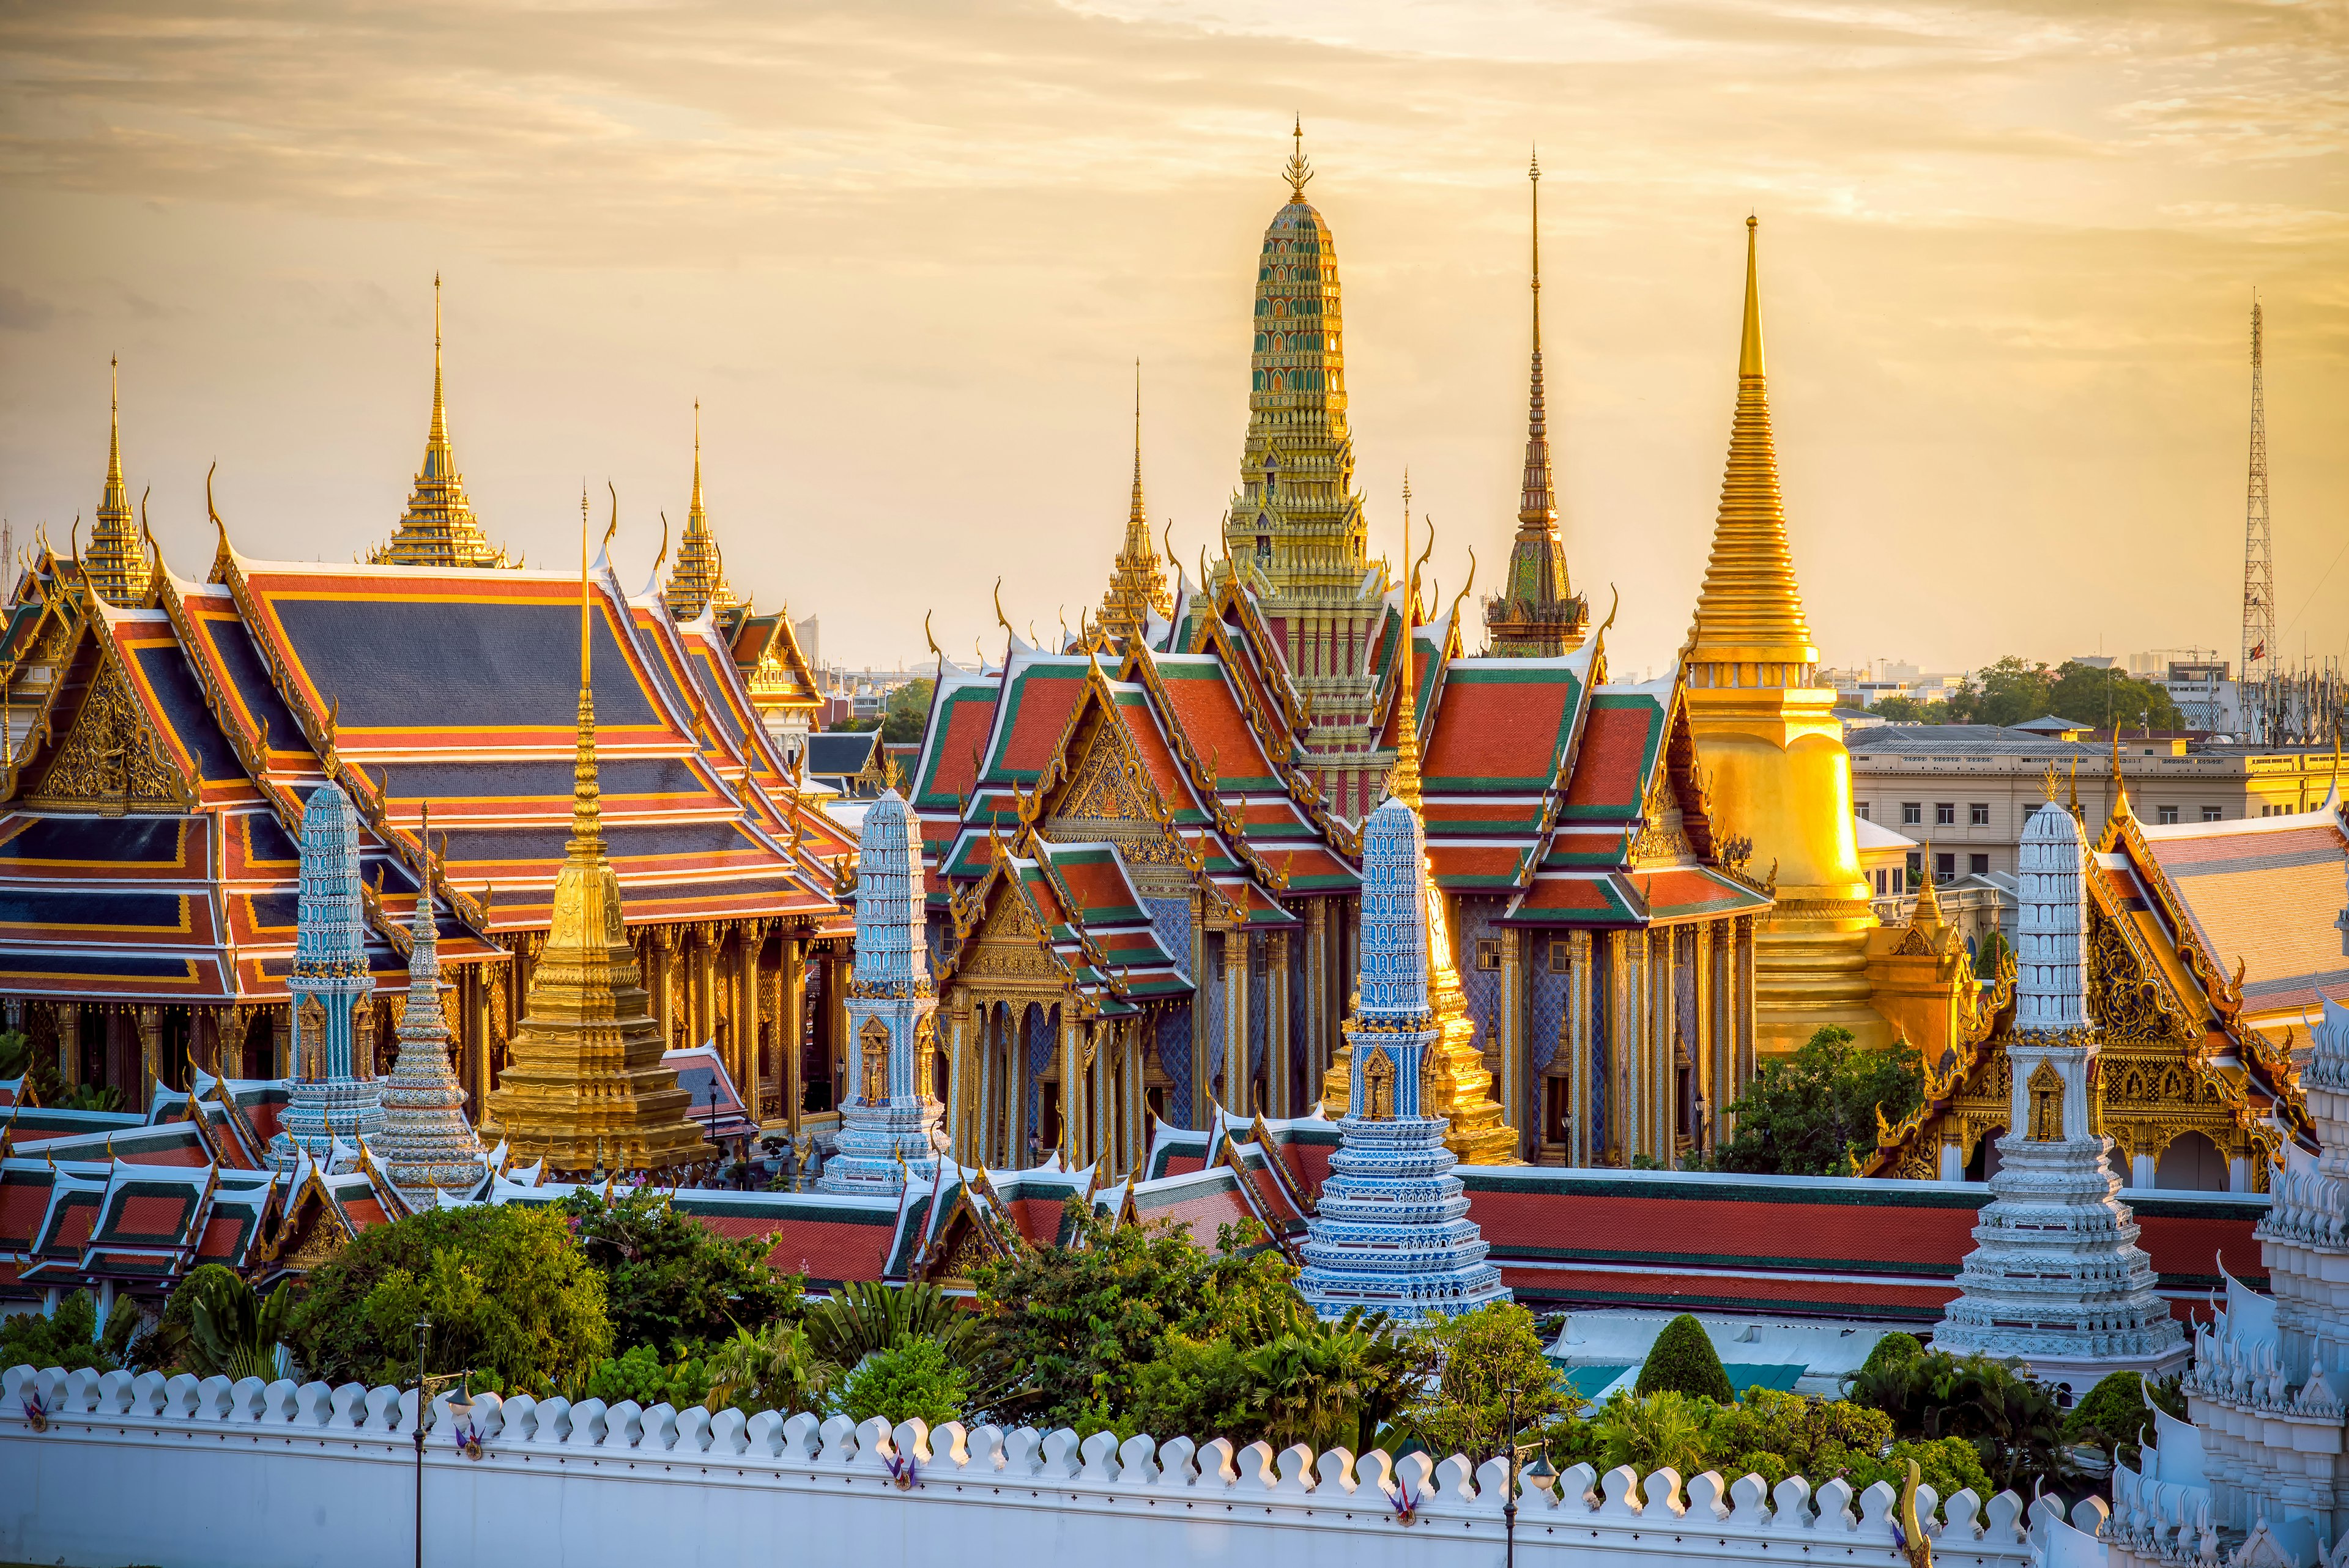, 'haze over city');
1,0,2343,676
